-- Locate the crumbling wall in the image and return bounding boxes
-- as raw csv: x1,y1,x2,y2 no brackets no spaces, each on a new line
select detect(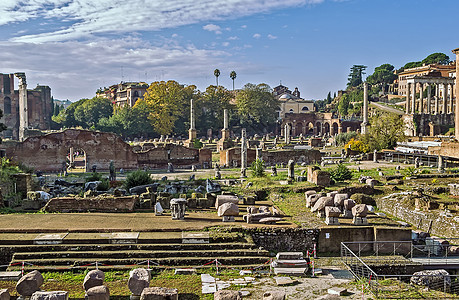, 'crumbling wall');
136,144,211,168
248,228,319,252
220,148,321,167
43,195,138,212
